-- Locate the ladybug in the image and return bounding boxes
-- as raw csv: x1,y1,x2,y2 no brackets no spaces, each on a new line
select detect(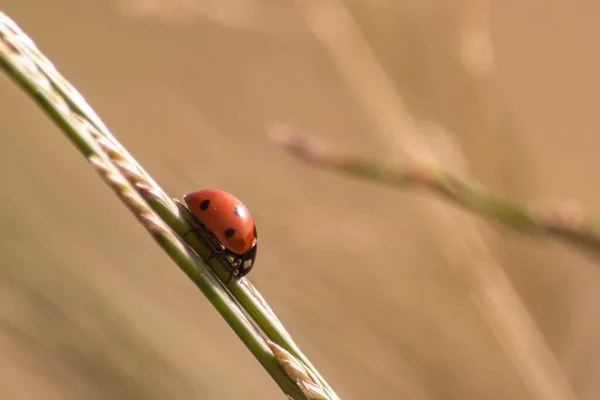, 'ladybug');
184,188,257,281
